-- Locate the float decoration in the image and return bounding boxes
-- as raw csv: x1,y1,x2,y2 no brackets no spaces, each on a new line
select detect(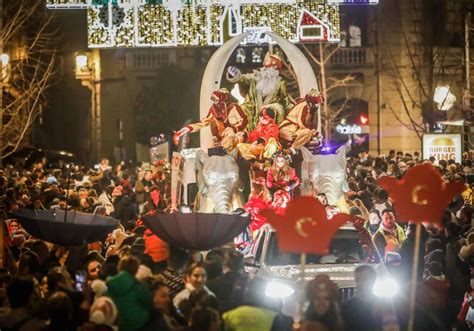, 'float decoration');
260,196,351,254
377,163,464,224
